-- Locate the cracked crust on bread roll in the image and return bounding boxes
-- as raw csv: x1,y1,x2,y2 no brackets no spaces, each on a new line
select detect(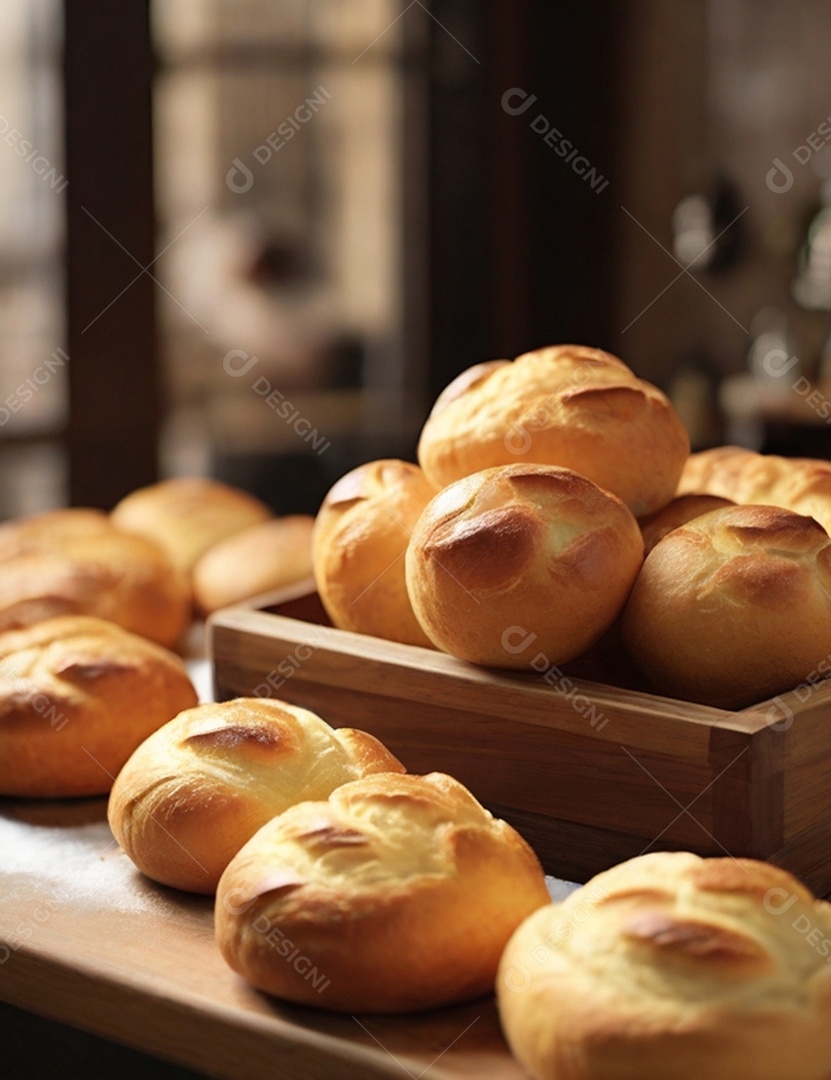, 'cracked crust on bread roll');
0,616,197,797
108,698,406,894
215,771,550,1012
417,345,690,516
0,508,191,648
679,445,831,534
112,477,273,574
312,459,438,647
497,851,831,1080
638,493,735,554
405,463,644,667
192,515,315,615
622,503,831,708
